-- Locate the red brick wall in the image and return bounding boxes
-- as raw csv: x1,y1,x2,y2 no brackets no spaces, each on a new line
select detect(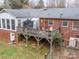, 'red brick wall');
40,18,79,45
0,29,16,43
